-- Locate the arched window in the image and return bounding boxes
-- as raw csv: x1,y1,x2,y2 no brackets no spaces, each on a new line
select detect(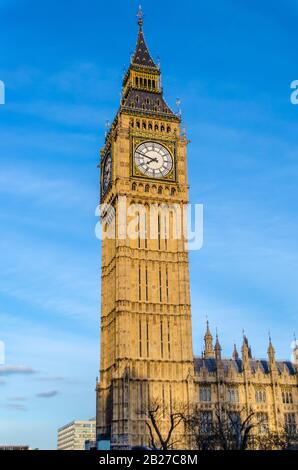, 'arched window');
135,77,139,86
161,125,165,132
158,186,162,195
145,184,150,193
152,80,156,89
167,126,171,133
136,95,139,103
148,79,151,88
171,188,176,196
144,78,147,87
140,77,143,86
154,124,159,131
136,120,140,129
148,122,152,130
142,121,146,129
132,182,137,191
